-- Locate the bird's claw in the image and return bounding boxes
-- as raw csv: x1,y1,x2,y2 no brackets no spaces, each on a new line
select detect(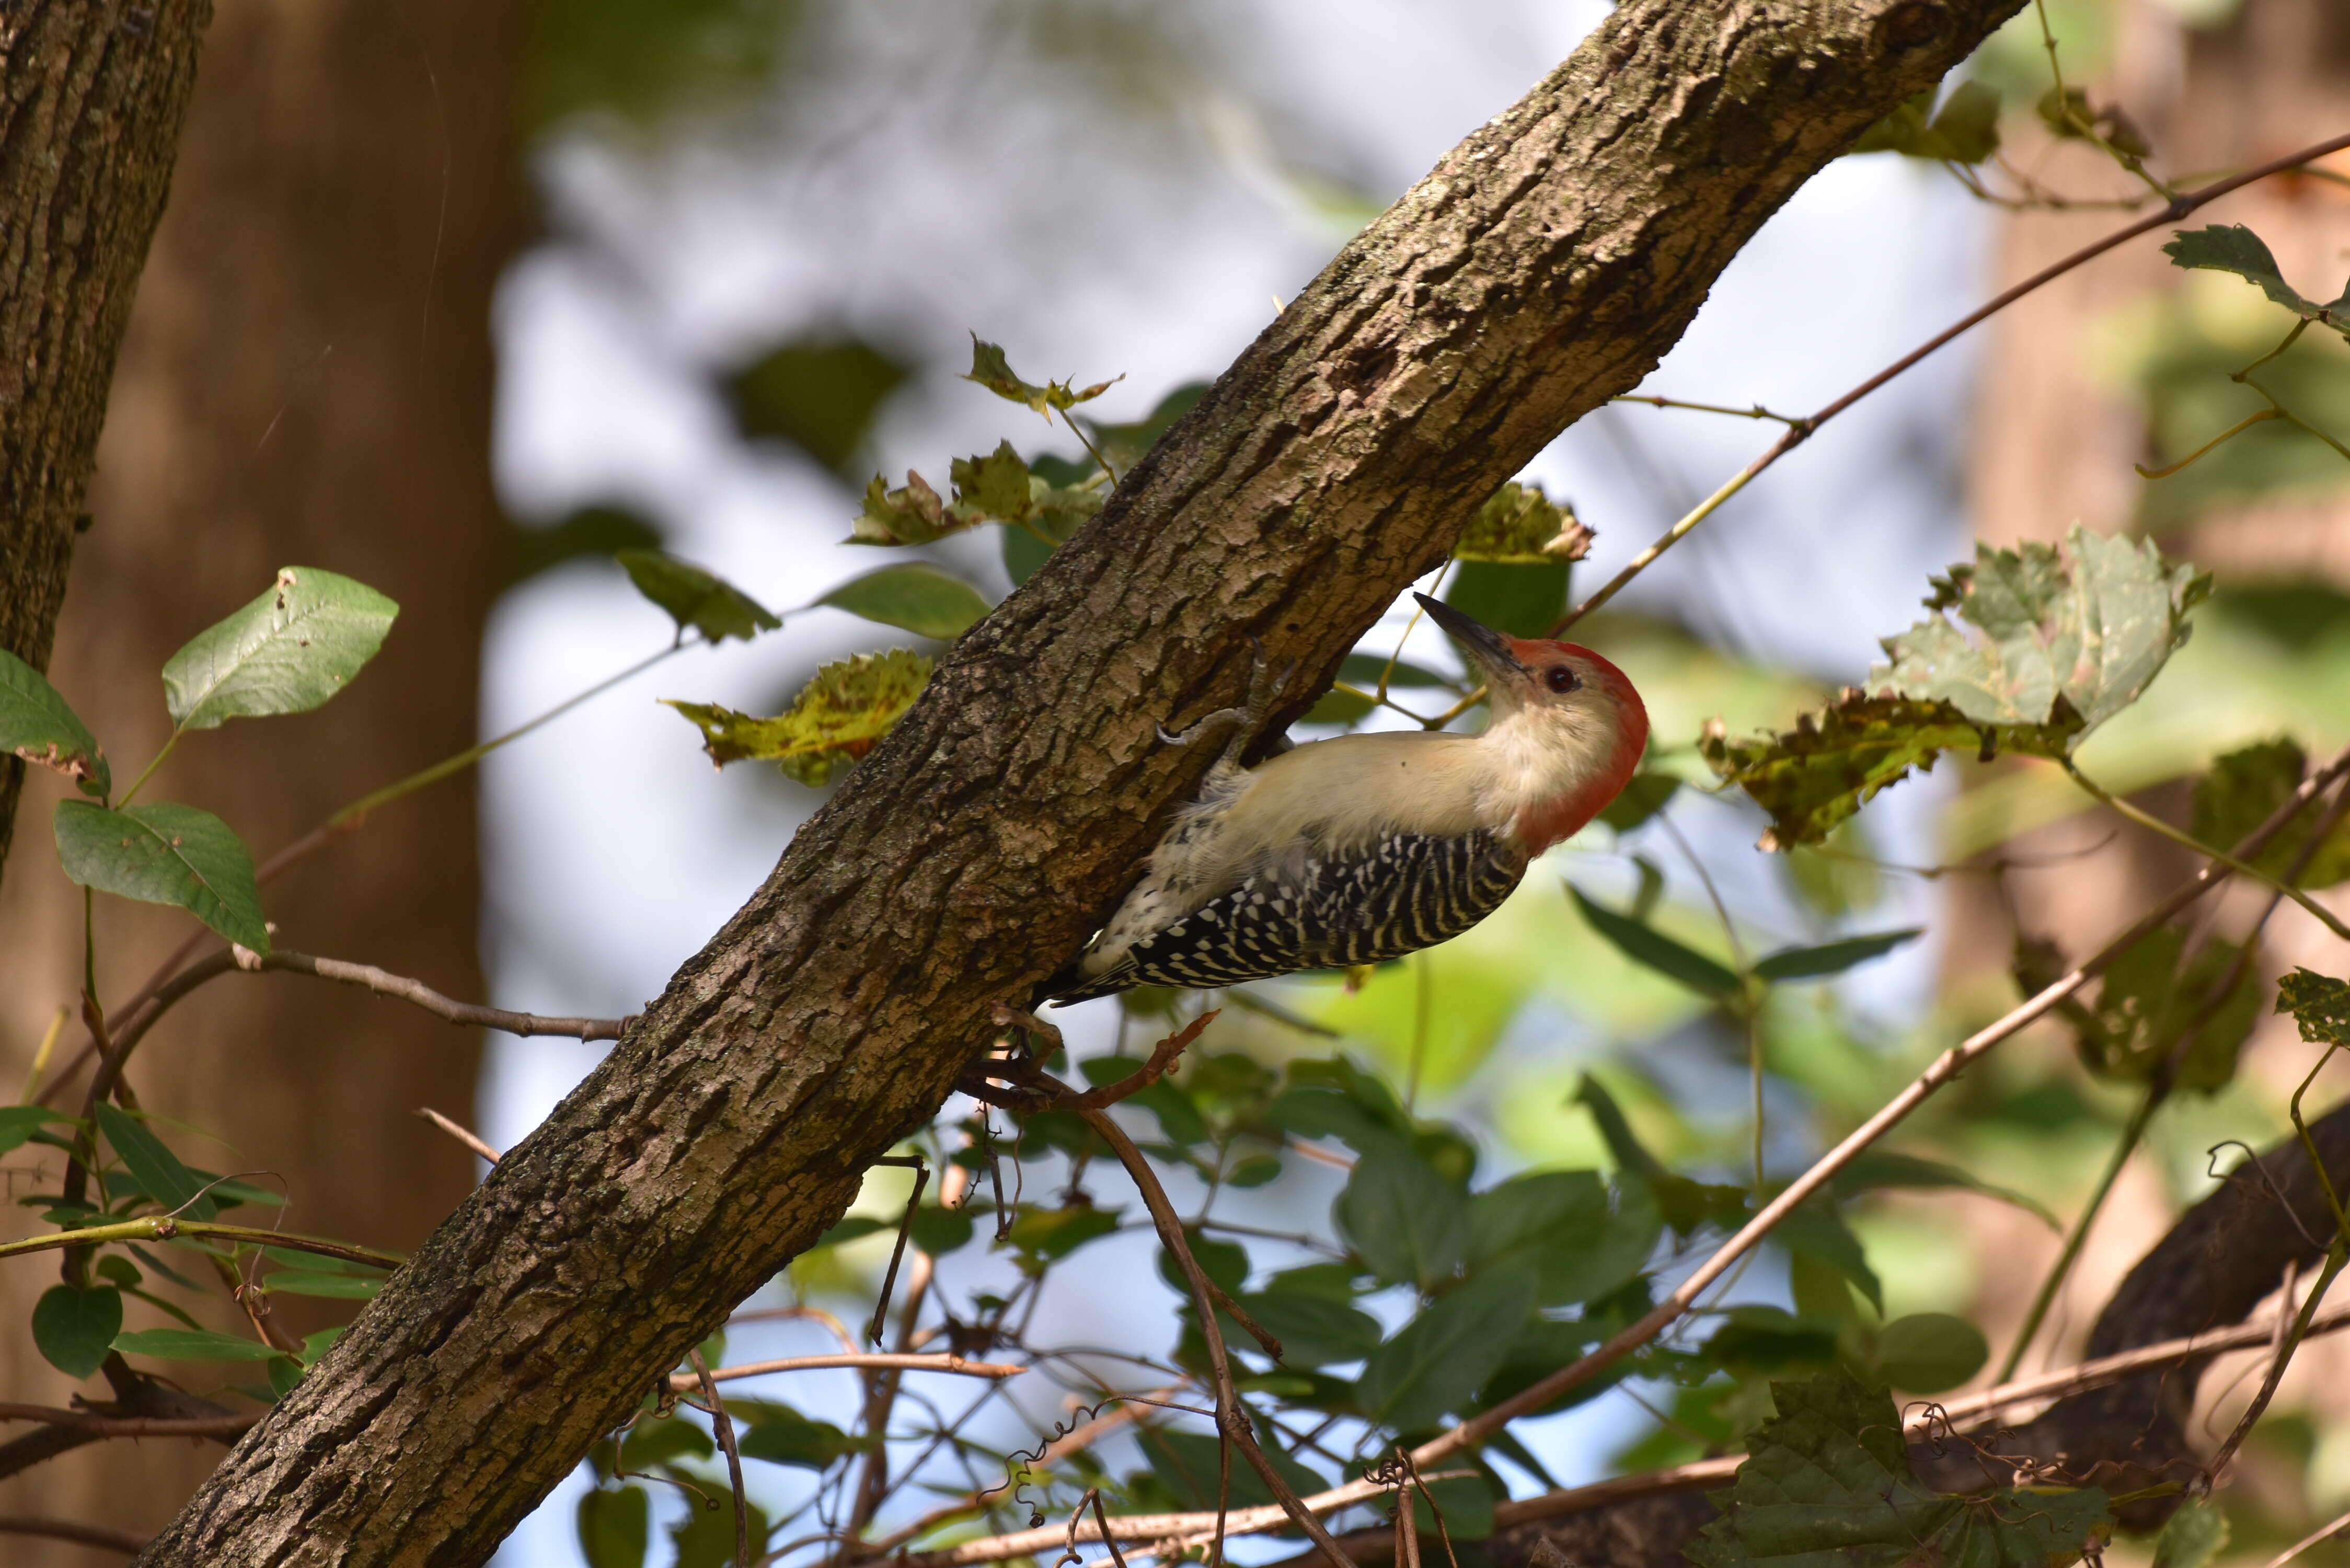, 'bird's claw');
1154,636,1299,764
